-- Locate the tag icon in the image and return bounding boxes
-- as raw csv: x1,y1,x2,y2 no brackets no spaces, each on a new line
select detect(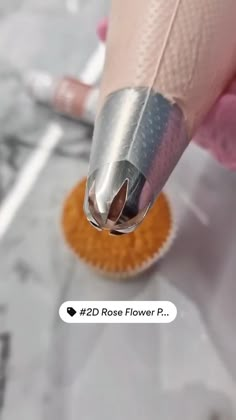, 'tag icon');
67,307,77,317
